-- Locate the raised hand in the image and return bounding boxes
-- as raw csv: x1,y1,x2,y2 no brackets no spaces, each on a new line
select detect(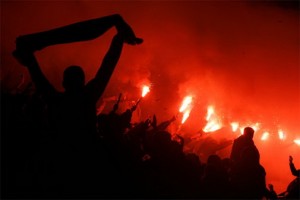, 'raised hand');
116,18,143,45
289,155,293,163
151,114,157,128
268,184,274,191
112,93,122,112
12,49,36,67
